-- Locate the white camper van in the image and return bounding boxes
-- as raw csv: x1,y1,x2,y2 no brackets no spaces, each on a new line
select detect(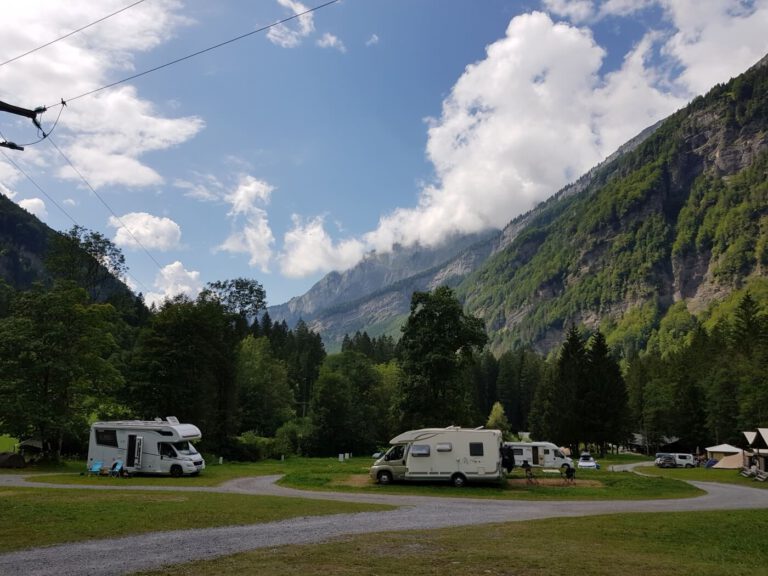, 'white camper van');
87,417,205,477
503,441,573,470
369,427,503,487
